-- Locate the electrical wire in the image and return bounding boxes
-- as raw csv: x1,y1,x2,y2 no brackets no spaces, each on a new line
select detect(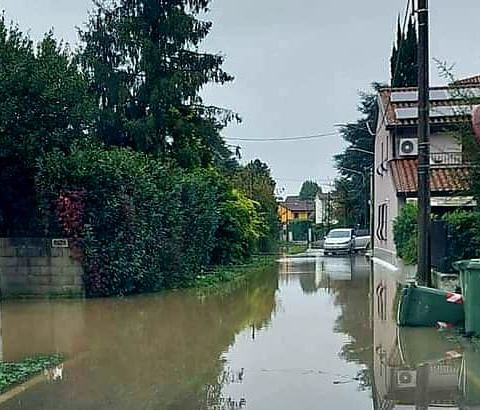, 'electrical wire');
227,0,413,190
225,2,412,149
224,131,339,142
275,178,335,184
